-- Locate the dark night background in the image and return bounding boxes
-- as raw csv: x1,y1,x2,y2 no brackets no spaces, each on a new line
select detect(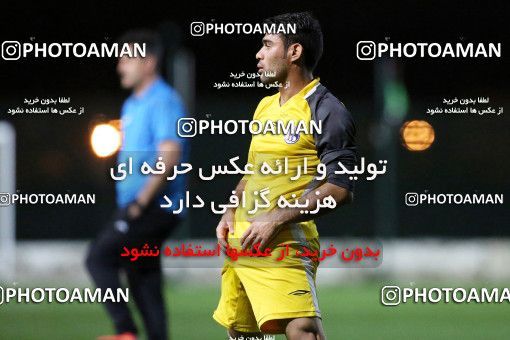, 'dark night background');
0,0,508,239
